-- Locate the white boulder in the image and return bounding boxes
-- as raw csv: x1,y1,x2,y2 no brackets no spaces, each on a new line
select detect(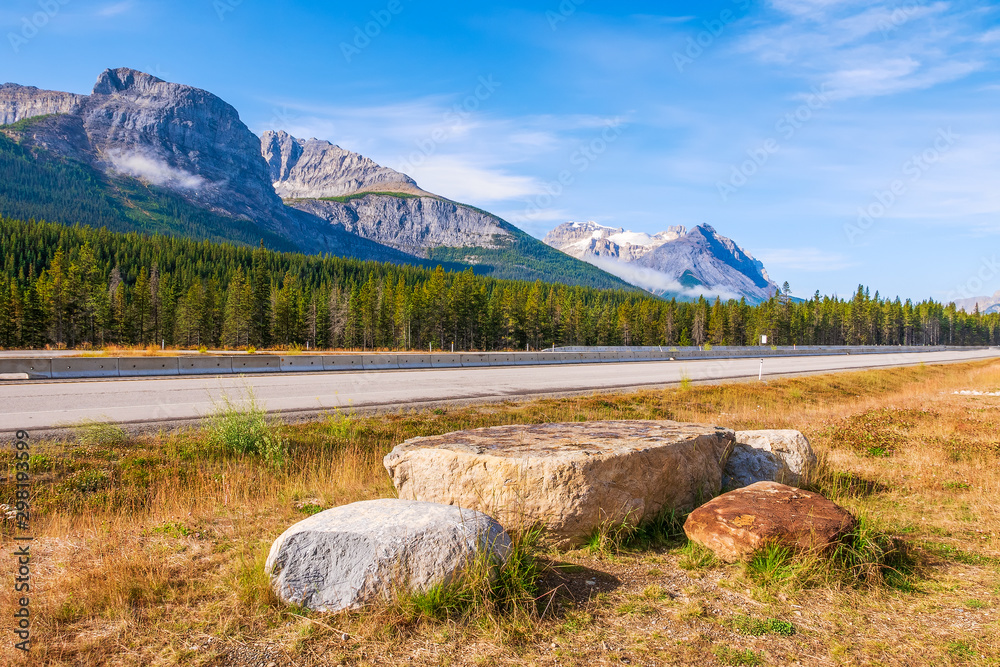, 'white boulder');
723,429,818,489
265,499,511,612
